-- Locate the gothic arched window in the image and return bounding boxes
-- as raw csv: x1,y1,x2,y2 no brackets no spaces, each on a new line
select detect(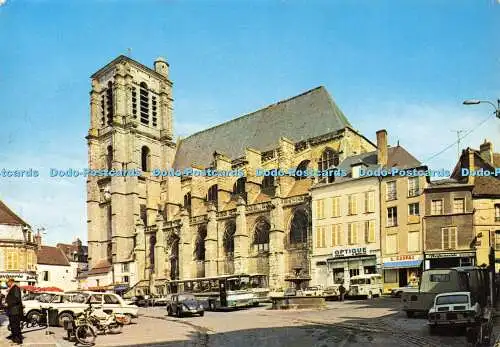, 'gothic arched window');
183,193,192,211
318,149,339,172
106,145,113,170
290,209,309,244
295,160,311,181
139,82,149,125
170,237,179,280
261,175,275,195
194,226,207,261
106,81,114,125
141,146,150,172
207,185,218,204
149,235,156,267
223,221,236,257
233,177,246,195
254,218,270,252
